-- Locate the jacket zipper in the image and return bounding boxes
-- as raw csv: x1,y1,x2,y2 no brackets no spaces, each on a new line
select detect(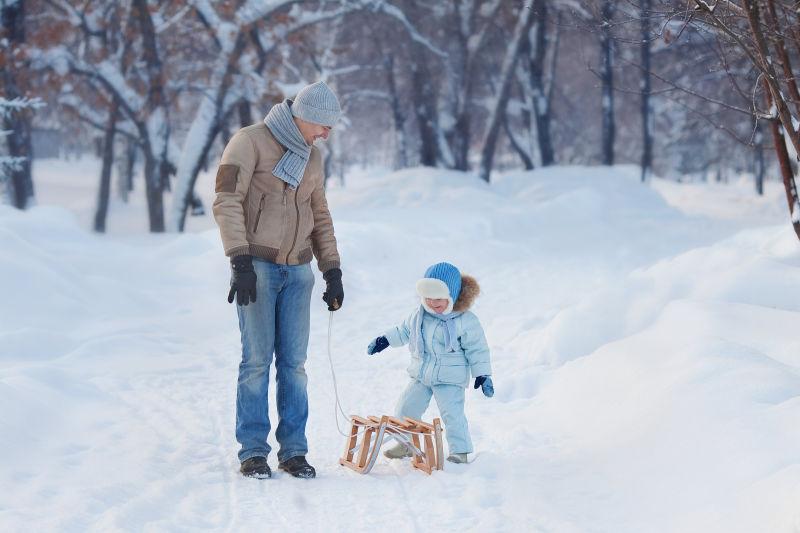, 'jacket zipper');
252,193,266,232
418,321,428,381
286,185,301,260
